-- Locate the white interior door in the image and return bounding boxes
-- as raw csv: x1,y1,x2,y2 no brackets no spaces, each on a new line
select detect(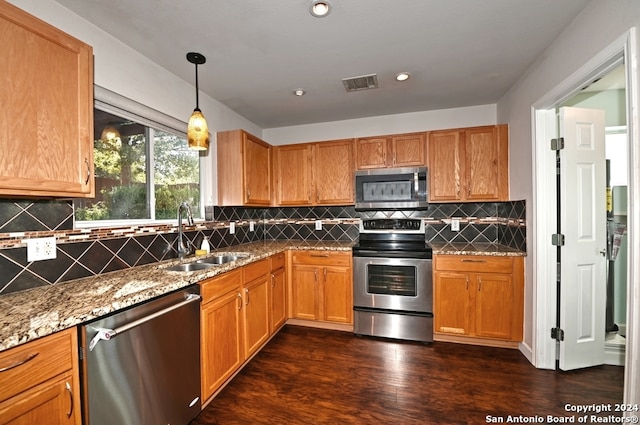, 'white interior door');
559,106,607,370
